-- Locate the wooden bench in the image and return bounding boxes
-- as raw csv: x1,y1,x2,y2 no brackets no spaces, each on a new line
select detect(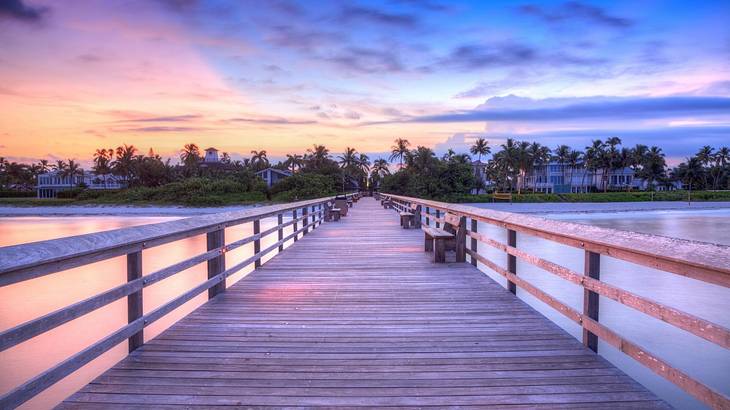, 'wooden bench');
493,192,512,203
381,197,392,209
423,212,466,263
330,208,341,221
334,199,349,216
399,203,421,229
324,202,341,222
